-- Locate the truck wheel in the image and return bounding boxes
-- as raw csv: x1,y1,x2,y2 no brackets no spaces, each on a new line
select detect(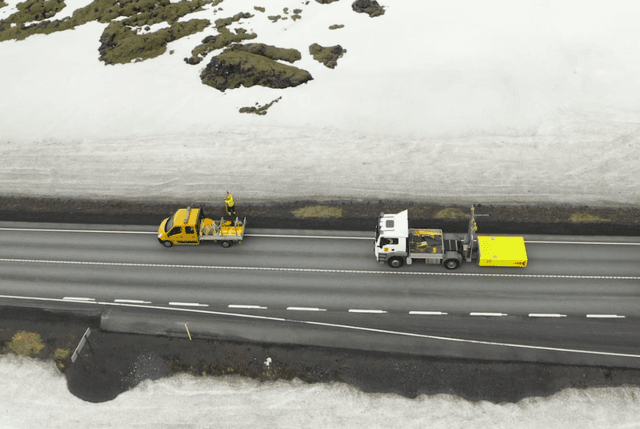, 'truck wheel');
221,241,232,248
388,257,404,269
162,240,173,248
444,259,460,270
